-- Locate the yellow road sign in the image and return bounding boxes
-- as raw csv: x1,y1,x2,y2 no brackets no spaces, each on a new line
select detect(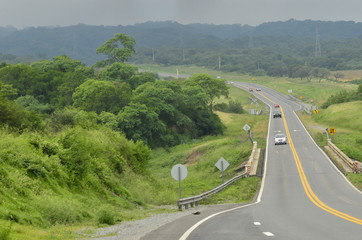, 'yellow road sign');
328,128,336,135
313,109,319,114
